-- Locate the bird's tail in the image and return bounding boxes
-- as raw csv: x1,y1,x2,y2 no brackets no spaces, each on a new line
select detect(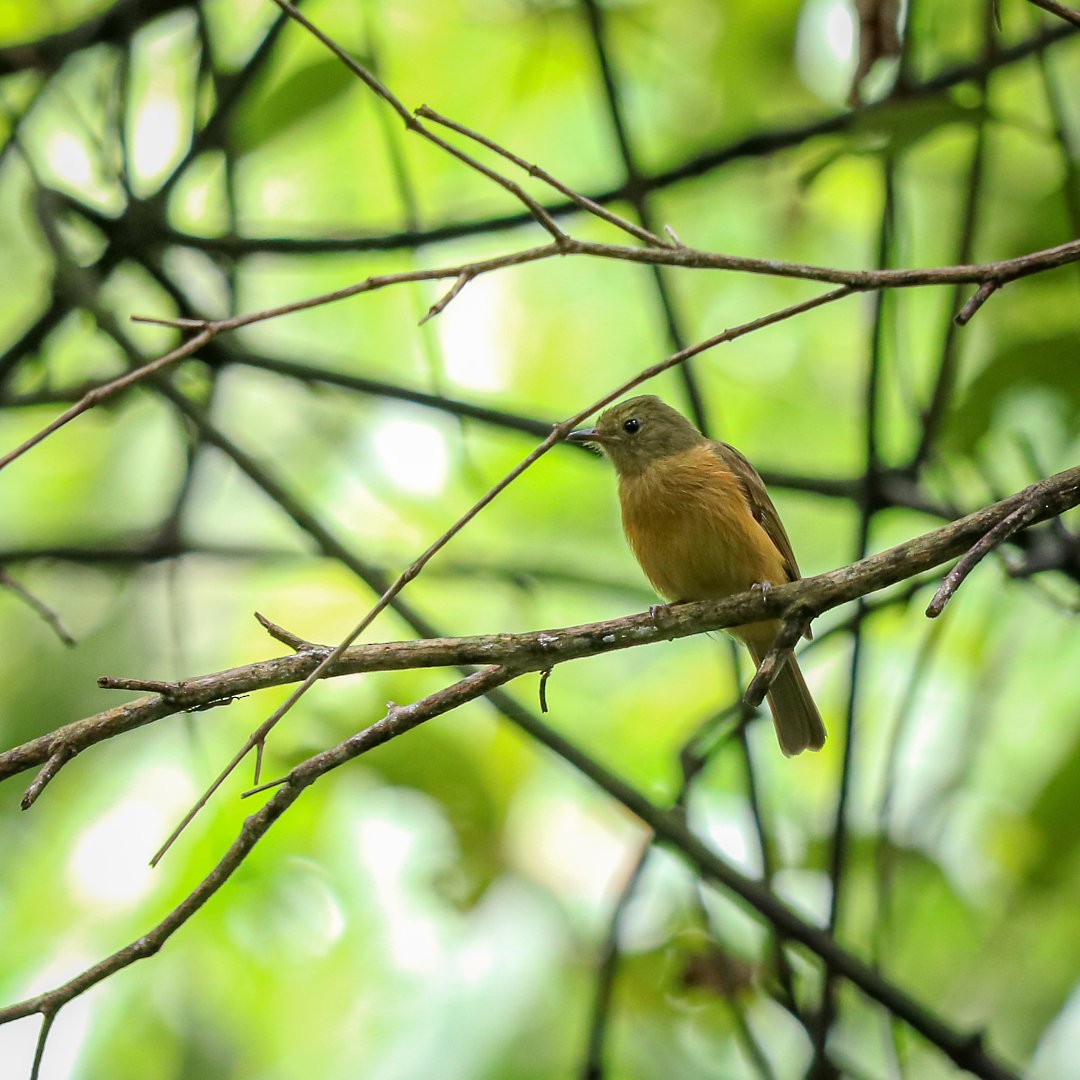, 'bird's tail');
746,639,826,757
